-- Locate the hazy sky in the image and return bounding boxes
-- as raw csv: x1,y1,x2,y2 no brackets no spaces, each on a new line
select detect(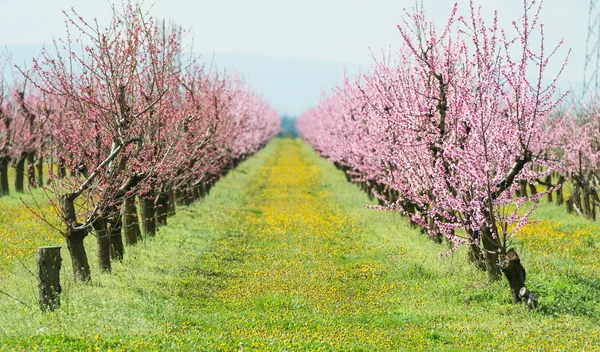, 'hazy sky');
0,0,591,114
